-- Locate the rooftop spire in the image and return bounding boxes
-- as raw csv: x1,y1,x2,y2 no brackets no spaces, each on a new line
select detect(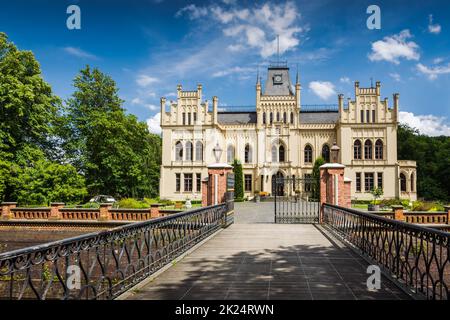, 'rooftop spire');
276,35,280,64
256,65,260,85
296,63,299,84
